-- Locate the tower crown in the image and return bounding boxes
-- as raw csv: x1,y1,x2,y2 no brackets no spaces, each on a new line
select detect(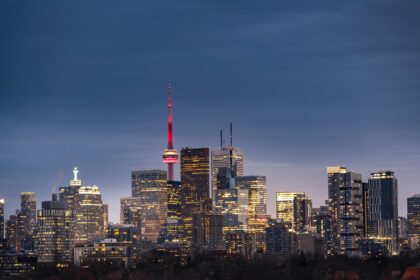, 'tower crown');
70,167,82,186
